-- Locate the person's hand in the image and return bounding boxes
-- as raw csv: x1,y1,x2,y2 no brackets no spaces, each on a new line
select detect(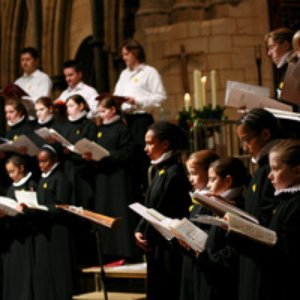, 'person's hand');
126,97,136,105
178,239,191,251
135,232,148,251
82,152,92,161
0,209,7,218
